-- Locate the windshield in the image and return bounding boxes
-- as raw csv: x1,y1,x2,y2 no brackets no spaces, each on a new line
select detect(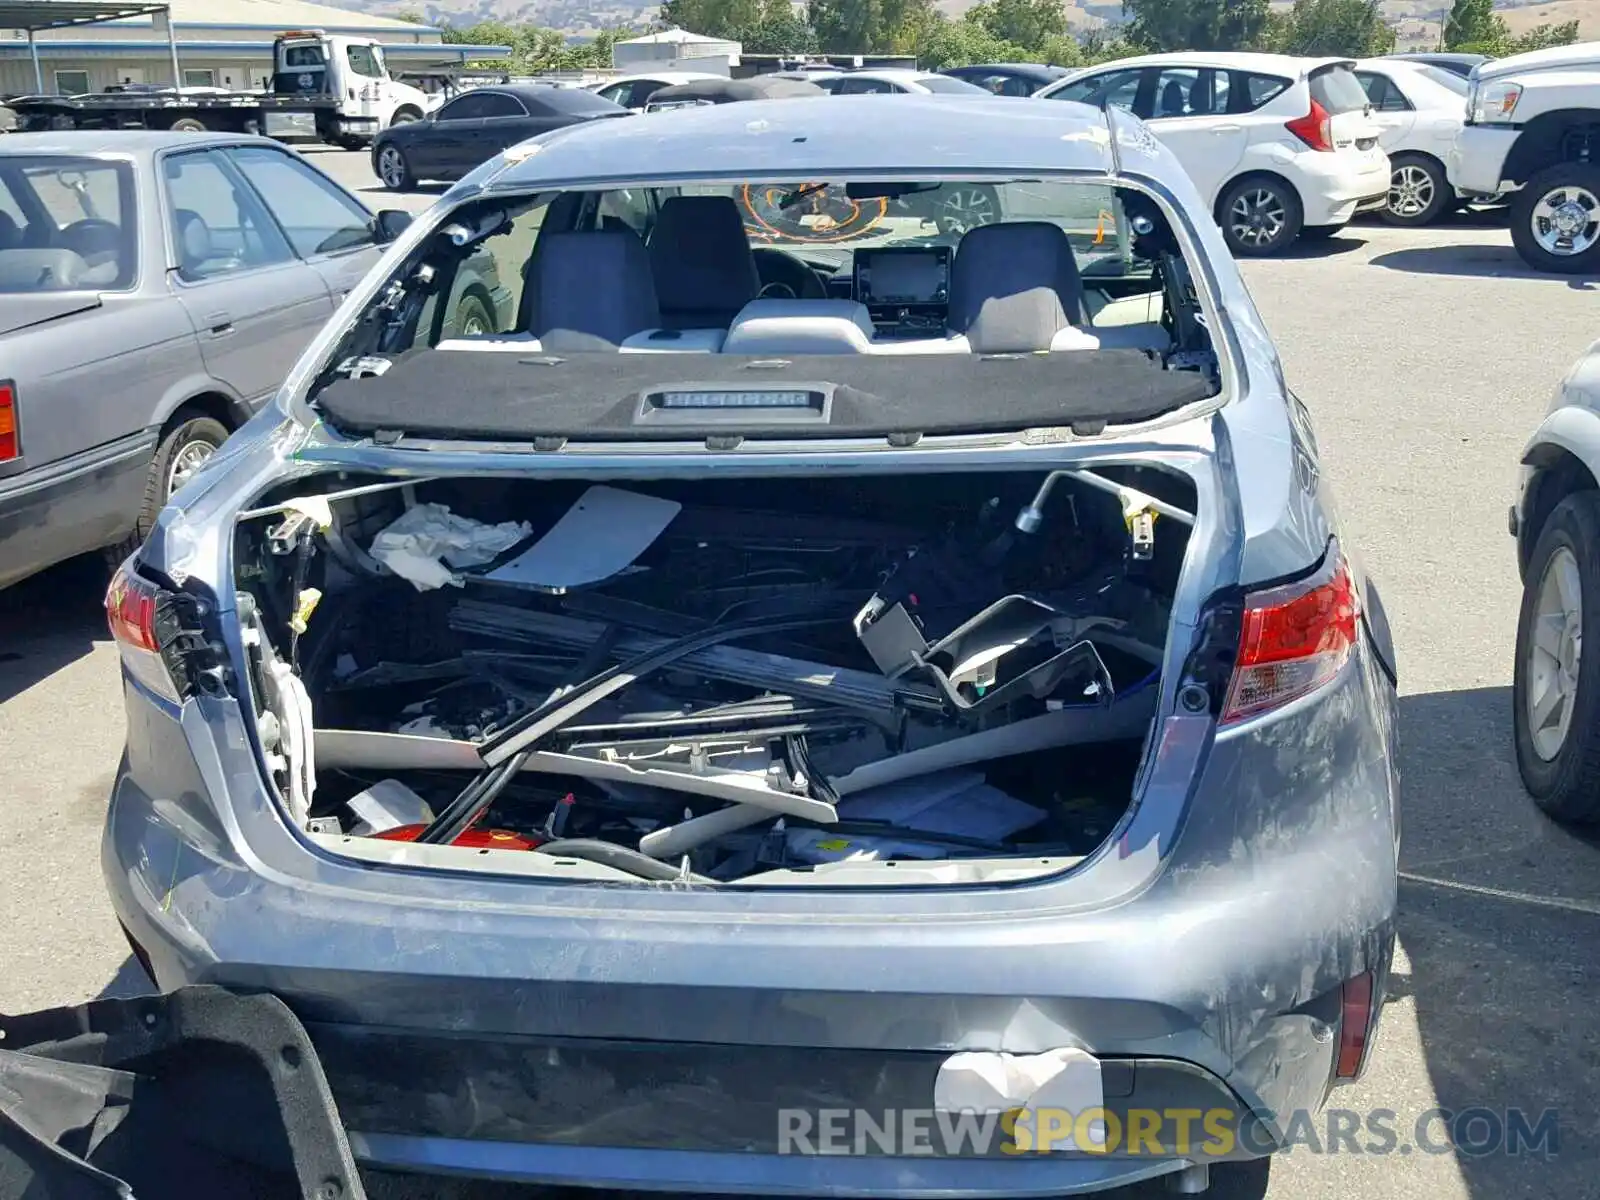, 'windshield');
917,75,989,94
346,44,382,78
1309,65,1371,113
0,156,135,292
